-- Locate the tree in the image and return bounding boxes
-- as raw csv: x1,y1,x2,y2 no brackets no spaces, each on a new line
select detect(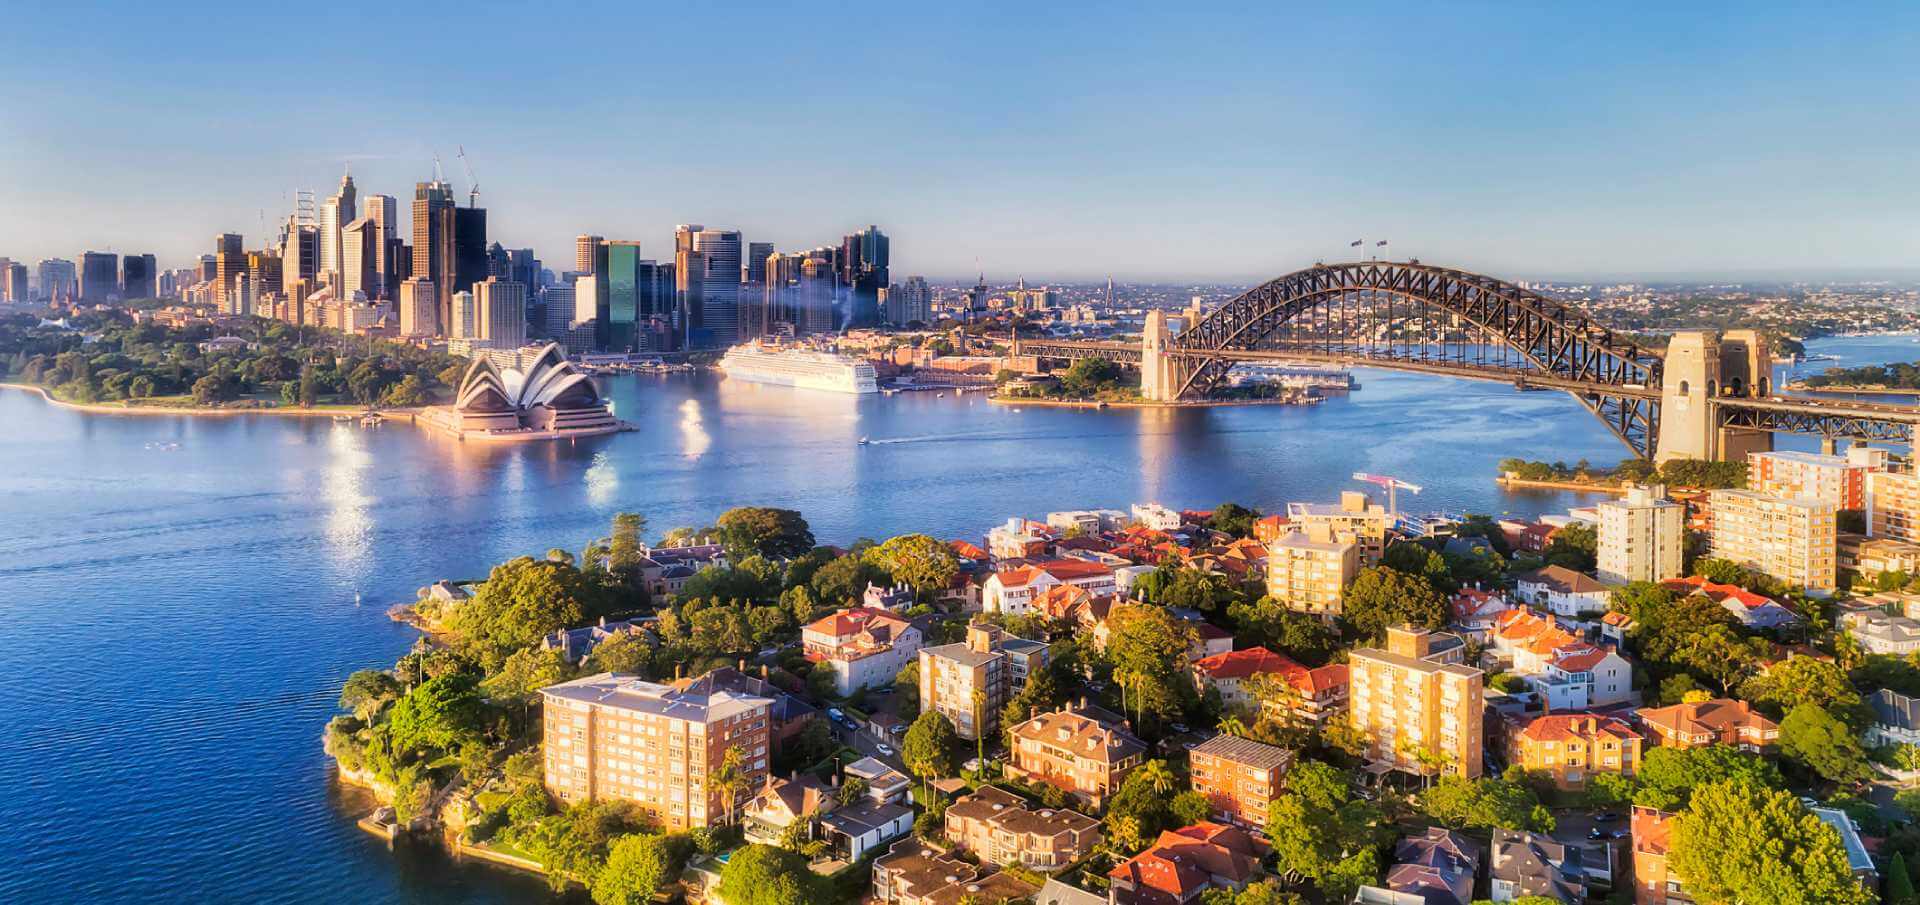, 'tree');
338,669,402,719
866,534,960,599
970,688,987,768
1226,597,1339,665
715,507,815,560
1341,566,1448,641
592,833,689,905
1542,522,1597,571
1107,759,1180,847
712,745,747,826
1778,703,1874,785
902,711,958,794
810,553,891,606
1669,780,1874,905
386,672,487,756
1888,851,1919,905
484,645,573,704
1104,604,1195,728
382,373,427,407
716,843,820,905
1419,774,1553,832
1209,502,1262,539
585,631,652,675
1265,760,1387,895
608,512,648,580
190,373,231,405
1740,657,1867,729
447,556,612,667
1634,744,1785,811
